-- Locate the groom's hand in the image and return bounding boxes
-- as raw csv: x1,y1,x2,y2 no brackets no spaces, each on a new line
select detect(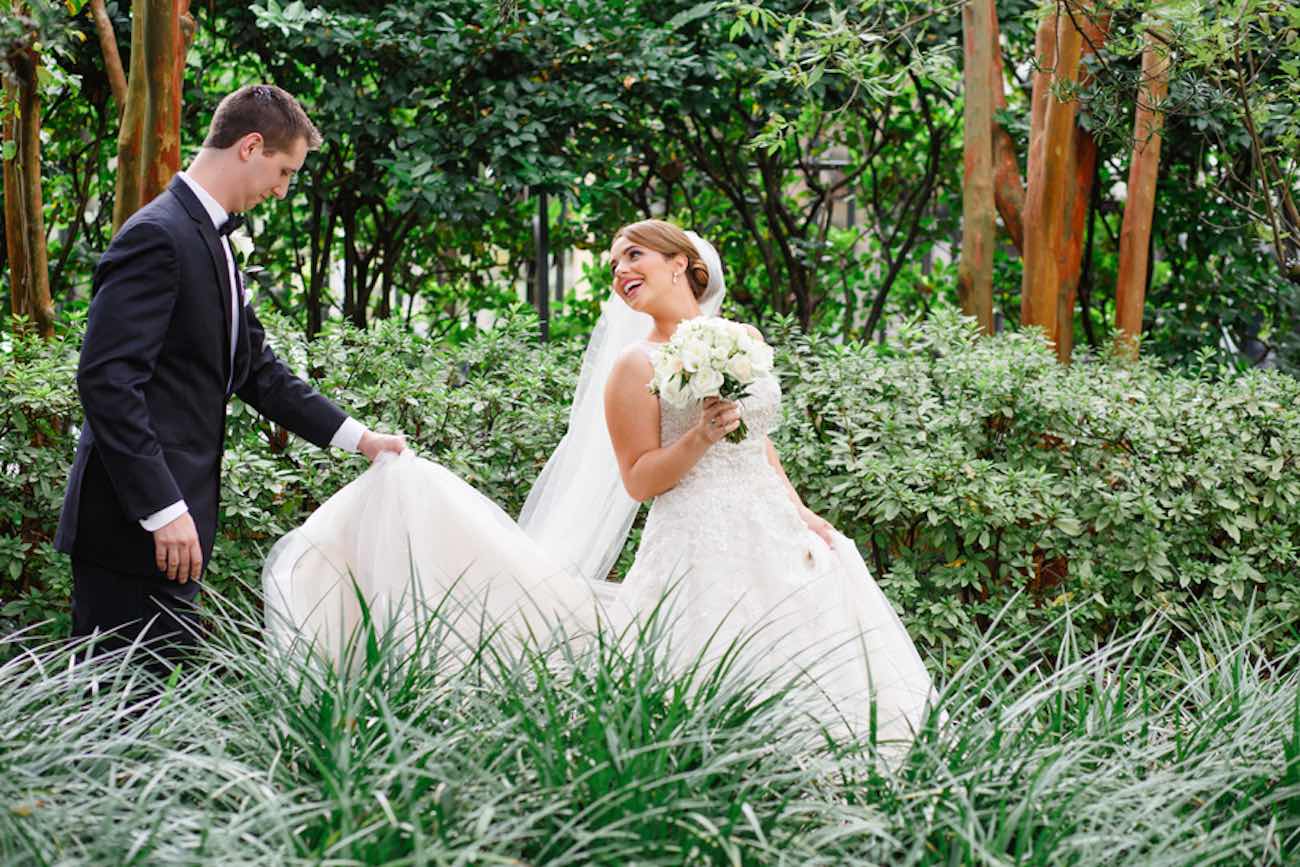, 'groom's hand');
358,430,407,462
154,512,202,583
